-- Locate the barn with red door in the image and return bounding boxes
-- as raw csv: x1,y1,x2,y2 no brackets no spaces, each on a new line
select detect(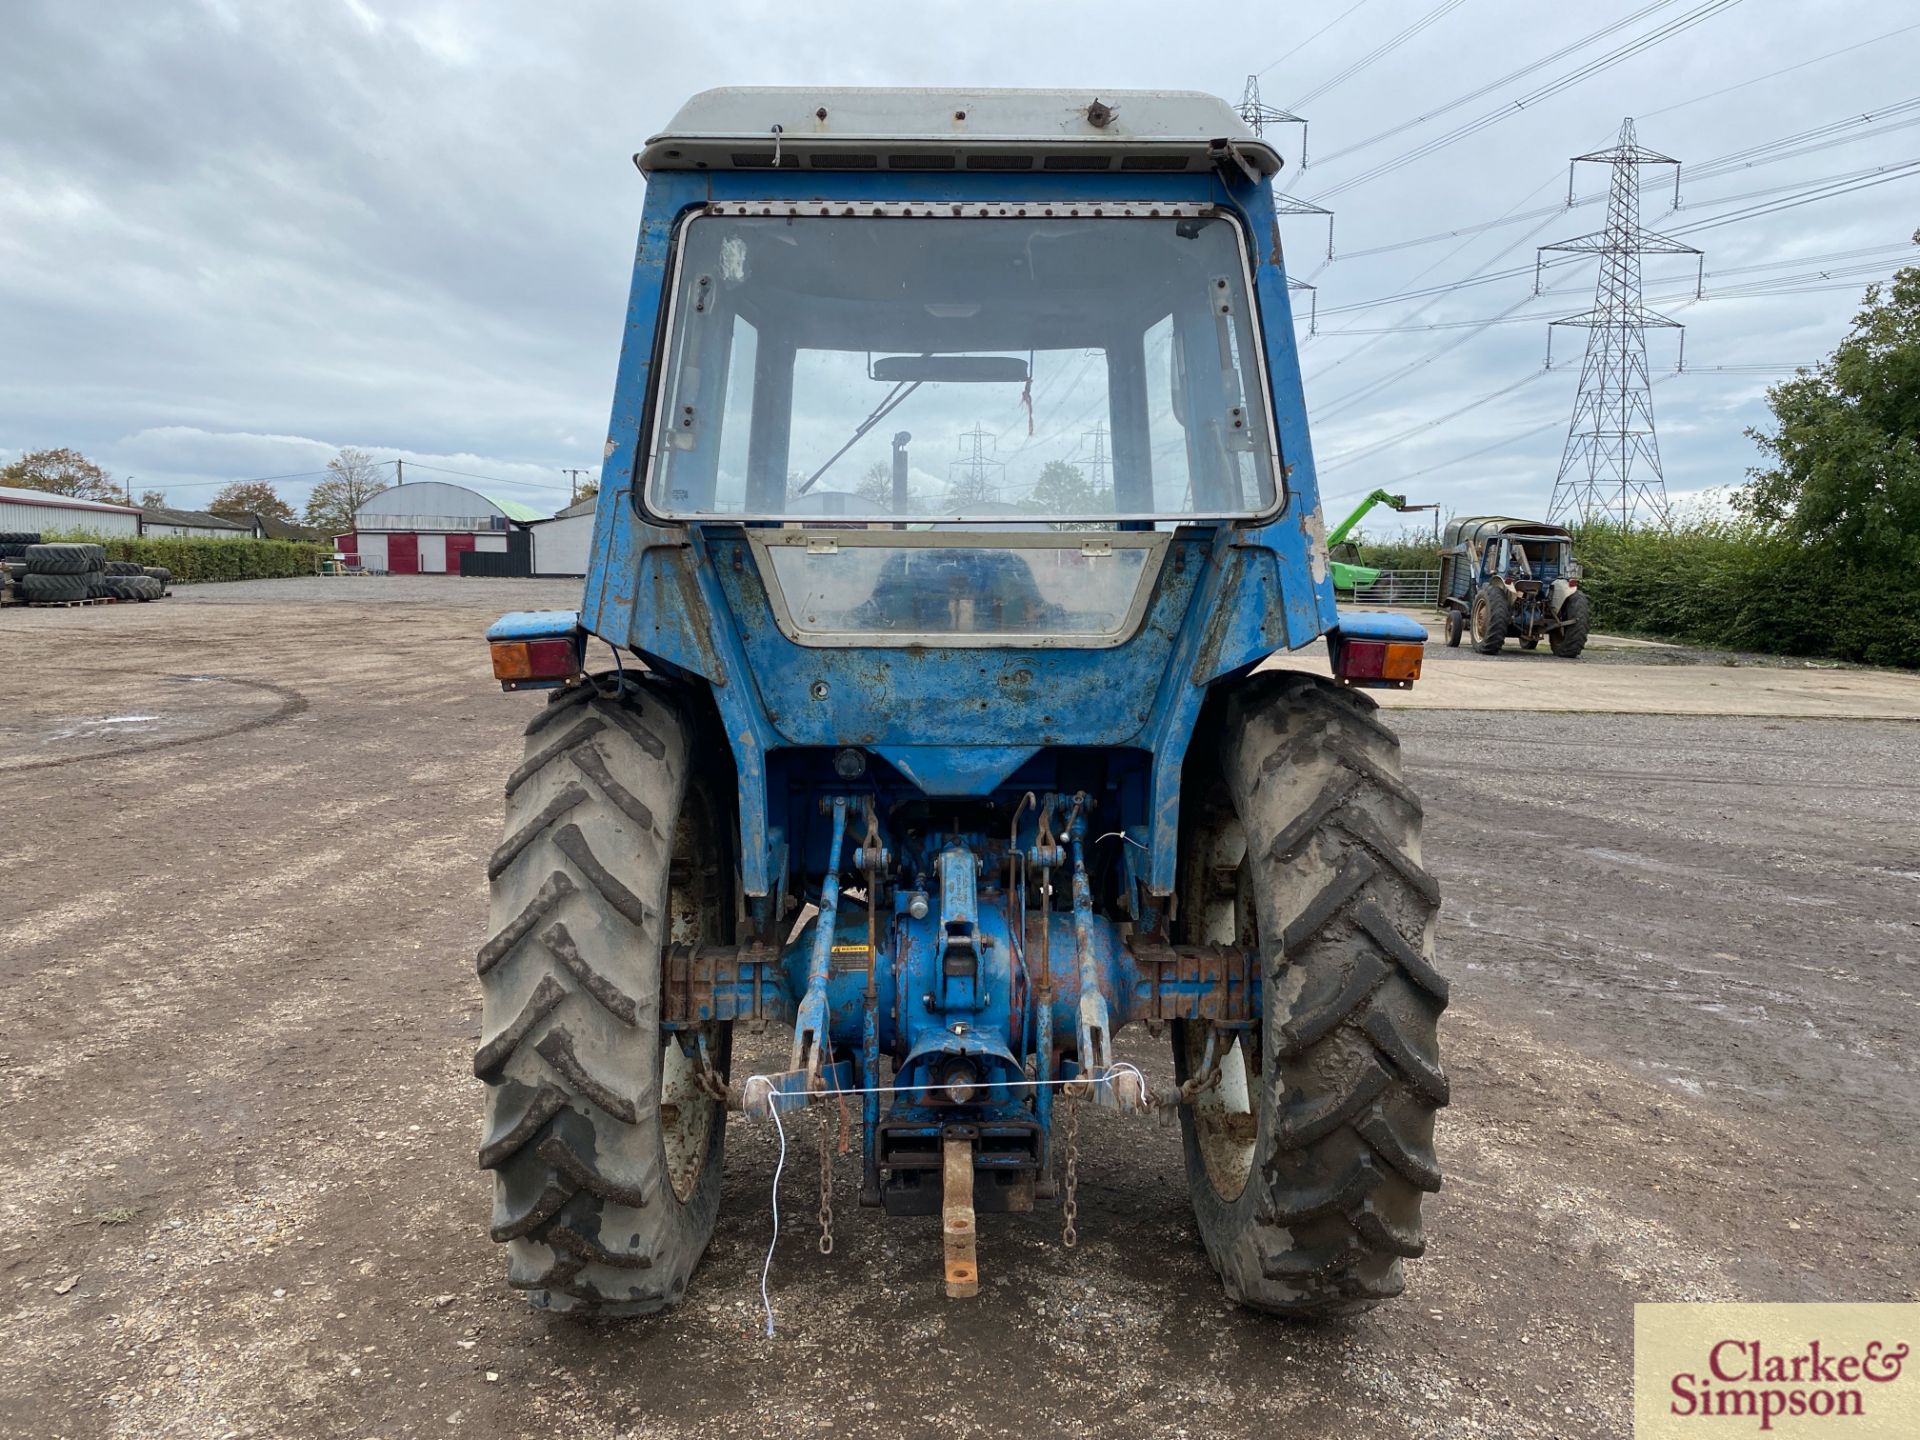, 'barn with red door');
334,481,541,574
